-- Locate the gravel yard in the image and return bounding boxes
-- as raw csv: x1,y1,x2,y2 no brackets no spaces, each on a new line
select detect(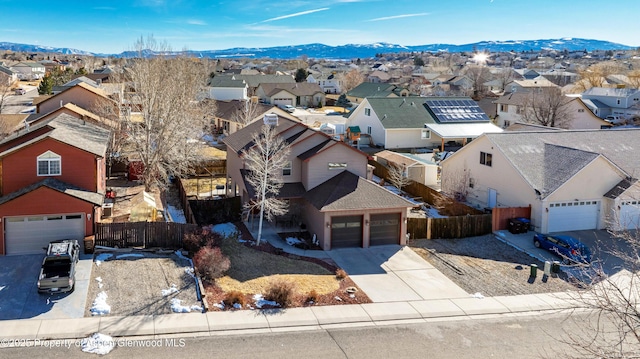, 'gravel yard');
410,234,580,297
85,251,202,316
